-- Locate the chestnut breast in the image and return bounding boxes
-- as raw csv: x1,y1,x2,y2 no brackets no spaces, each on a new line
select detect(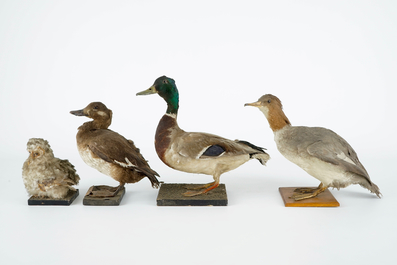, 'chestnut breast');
155,114,178,164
